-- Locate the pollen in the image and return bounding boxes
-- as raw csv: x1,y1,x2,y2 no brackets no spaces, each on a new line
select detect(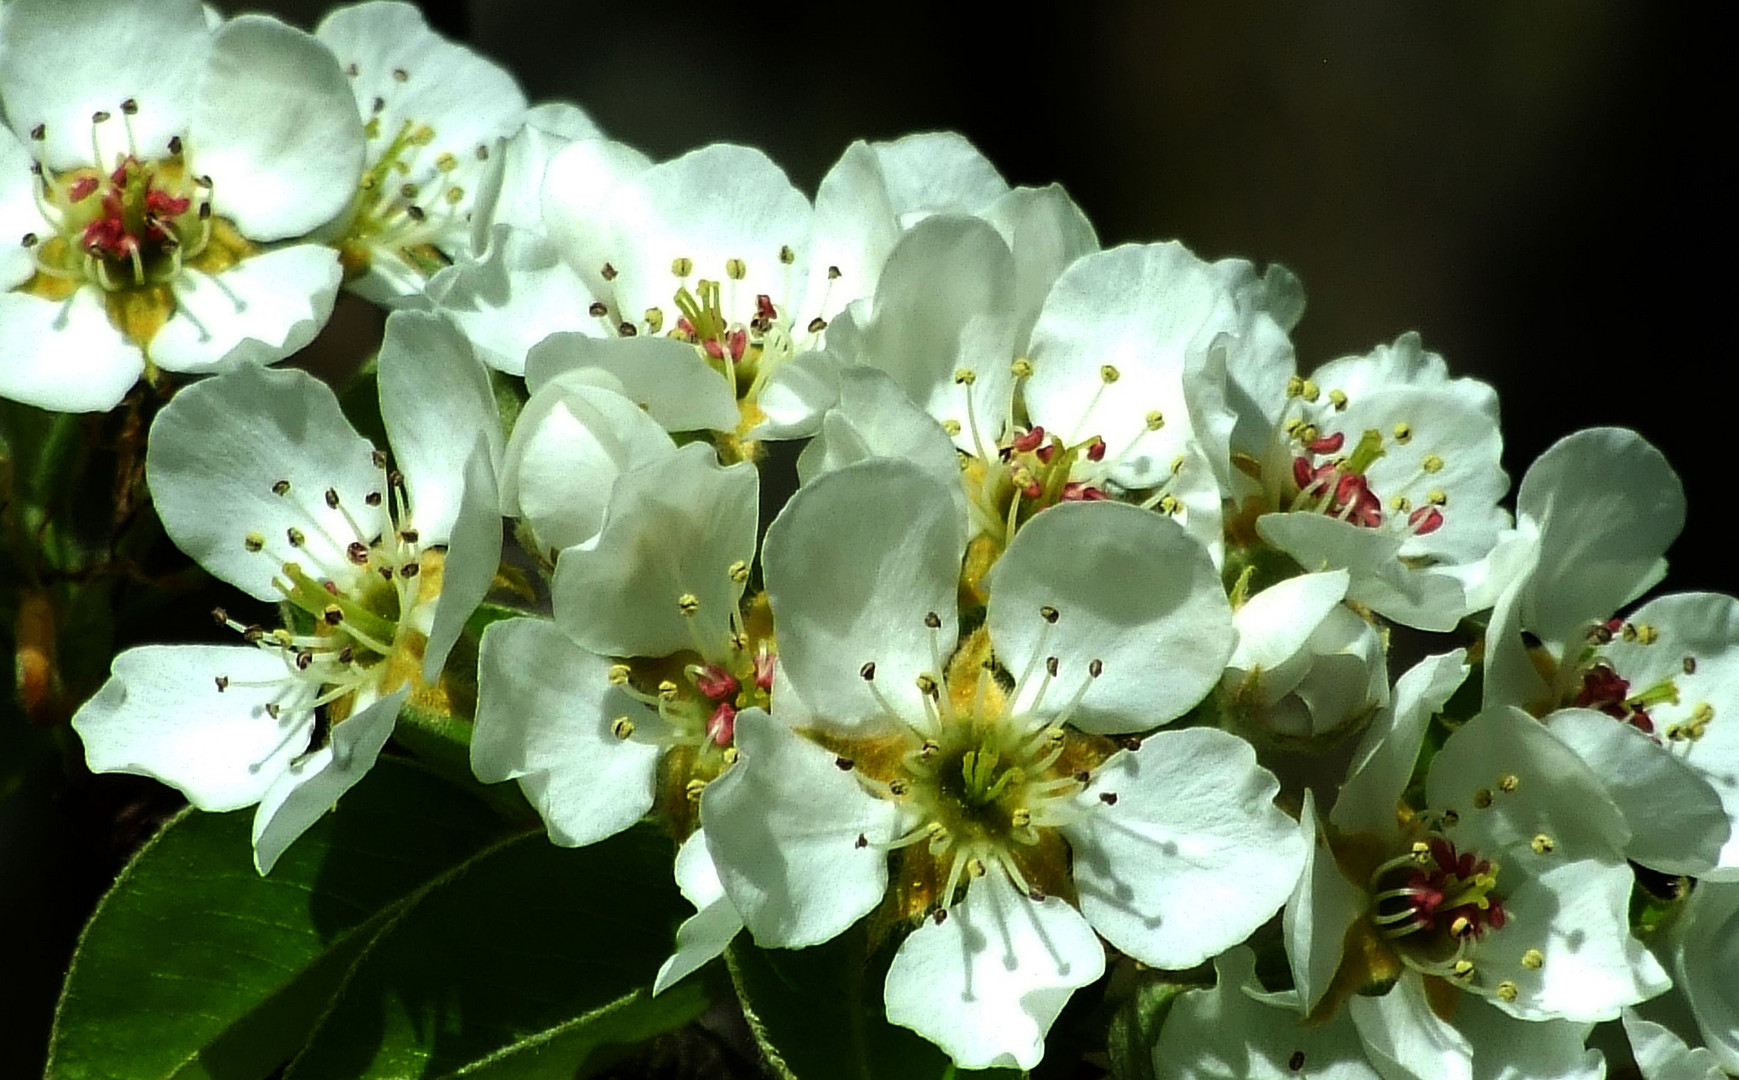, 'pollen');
1522,949,1545,969
1531,834,1555,855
